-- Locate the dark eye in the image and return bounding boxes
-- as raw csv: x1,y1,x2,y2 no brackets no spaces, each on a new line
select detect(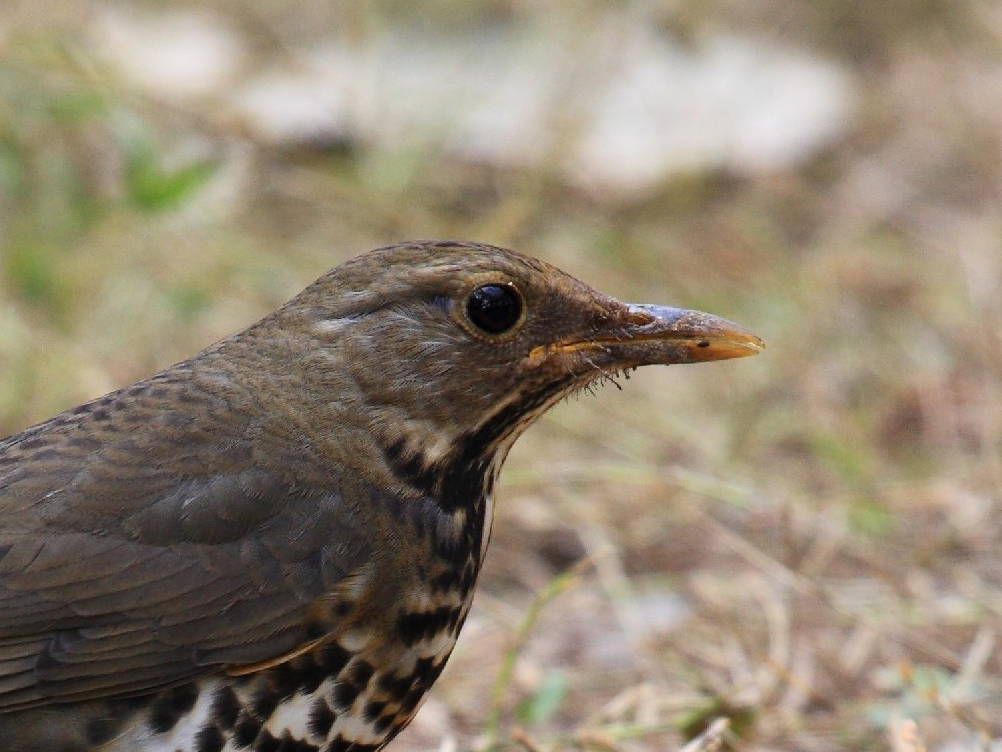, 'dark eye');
466,284,523,334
